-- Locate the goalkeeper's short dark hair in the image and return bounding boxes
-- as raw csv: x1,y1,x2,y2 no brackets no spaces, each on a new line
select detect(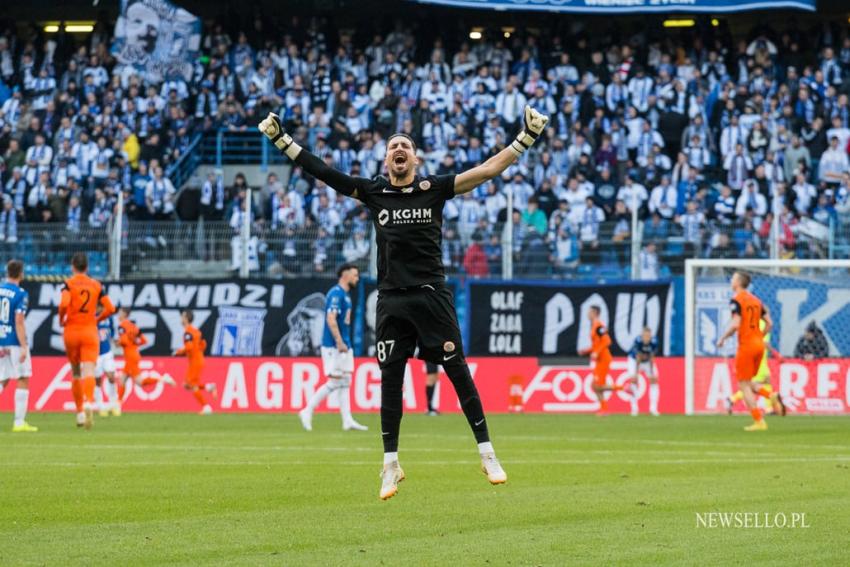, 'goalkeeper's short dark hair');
387,133,417,151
